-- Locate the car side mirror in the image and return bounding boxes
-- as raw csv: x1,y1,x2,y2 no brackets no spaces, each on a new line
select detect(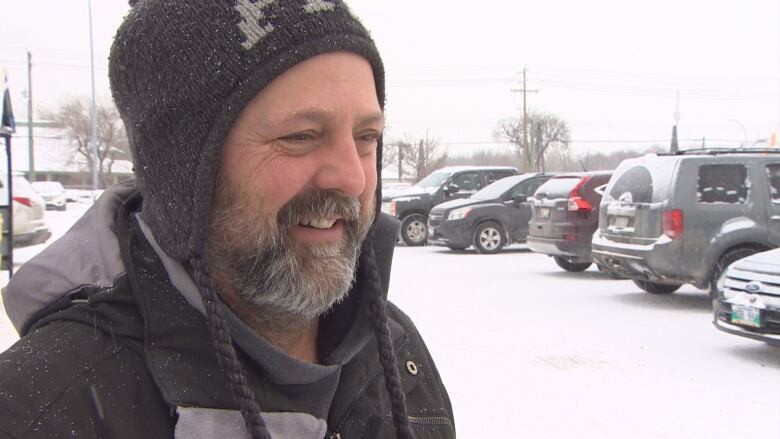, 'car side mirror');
513,195,527,205
445,184,460,196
